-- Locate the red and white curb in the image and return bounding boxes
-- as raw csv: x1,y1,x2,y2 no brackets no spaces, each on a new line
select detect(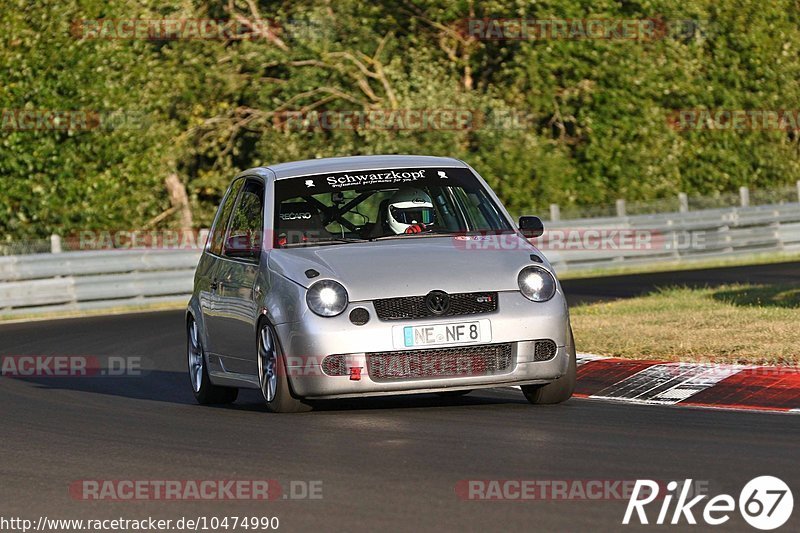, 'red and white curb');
573,354,800,414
